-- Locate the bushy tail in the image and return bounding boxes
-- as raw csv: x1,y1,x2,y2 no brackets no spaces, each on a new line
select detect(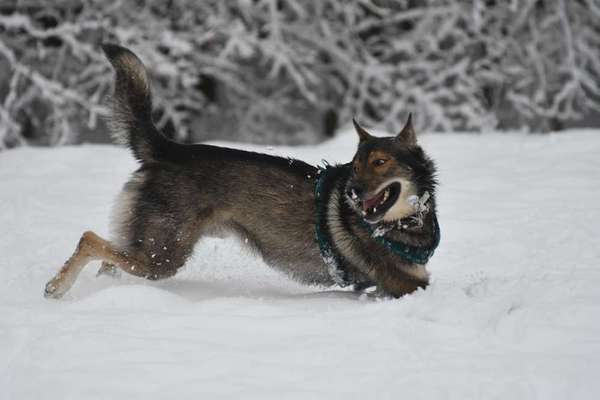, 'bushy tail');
102,44,170,163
